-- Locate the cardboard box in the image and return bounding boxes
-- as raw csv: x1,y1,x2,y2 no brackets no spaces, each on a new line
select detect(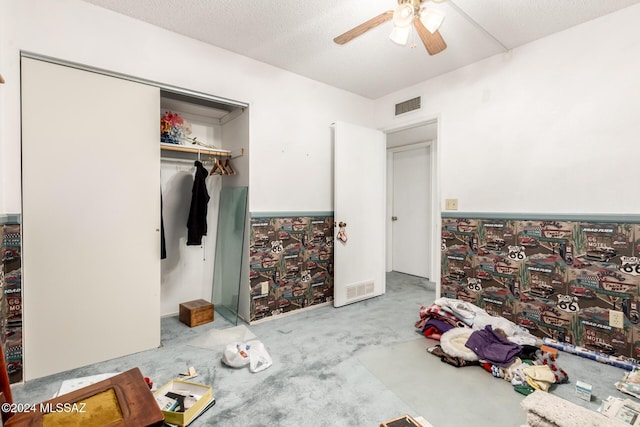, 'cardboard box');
575,380,592,401
179,299,214,327
154,380,214,426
